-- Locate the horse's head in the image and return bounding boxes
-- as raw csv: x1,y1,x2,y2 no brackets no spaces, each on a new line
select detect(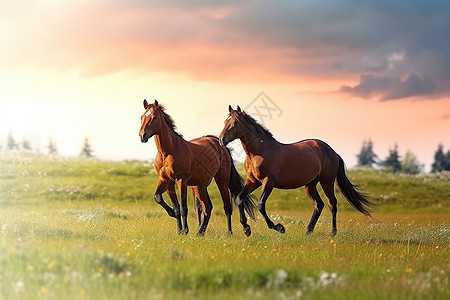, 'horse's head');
139,99,162,143
219,105,244,146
